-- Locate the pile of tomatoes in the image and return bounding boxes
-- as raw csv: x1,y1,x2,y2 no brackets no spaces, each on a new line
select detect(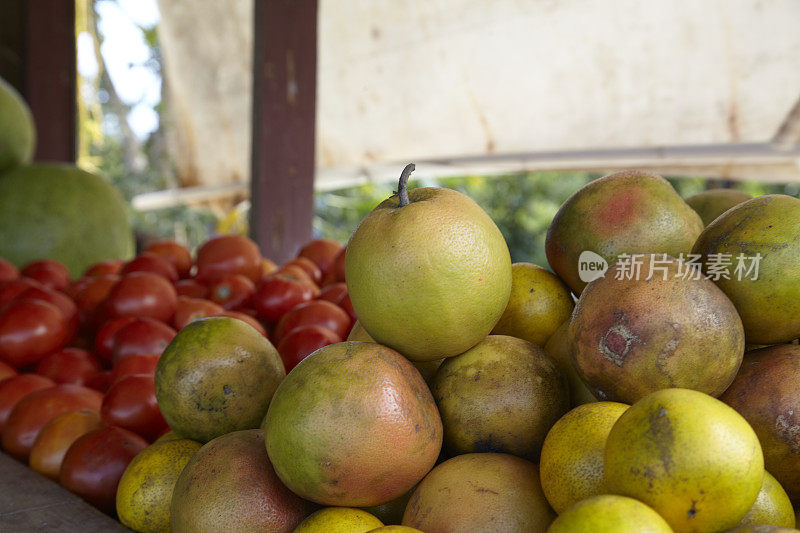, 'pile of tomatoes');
0,234,352,515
